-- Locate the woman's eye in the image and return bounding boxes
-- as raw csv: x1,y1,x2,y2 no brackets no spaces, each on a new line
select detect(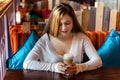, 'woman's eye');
59,22,71,26
65,22,70,25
